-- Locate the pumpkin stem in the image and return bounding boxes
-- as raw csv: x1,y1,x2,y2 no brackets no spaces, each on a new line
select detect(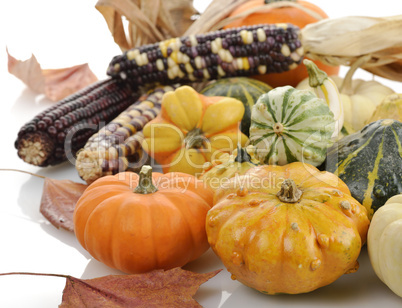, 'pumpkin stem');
134,165,158,194
234,144,253,164
184,128,205,149
277,179,302,203
304,59,327,88
339,54,372,95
